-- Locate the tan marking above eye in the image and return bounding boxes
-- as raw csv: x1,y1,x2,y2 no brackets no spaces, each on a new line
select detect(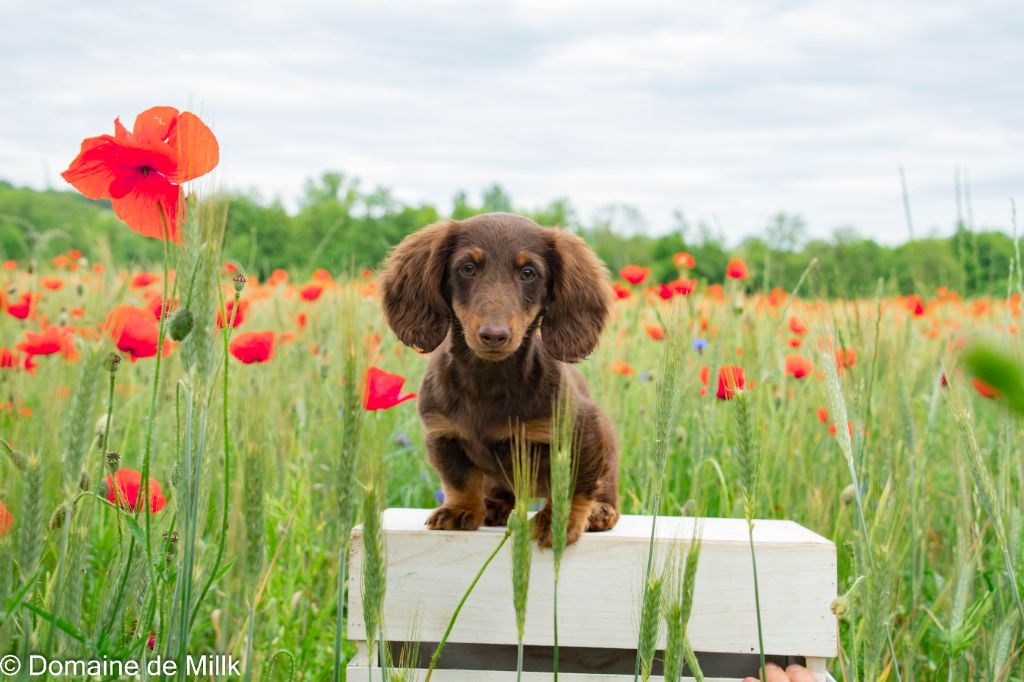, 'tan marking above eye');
469,248,485,263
